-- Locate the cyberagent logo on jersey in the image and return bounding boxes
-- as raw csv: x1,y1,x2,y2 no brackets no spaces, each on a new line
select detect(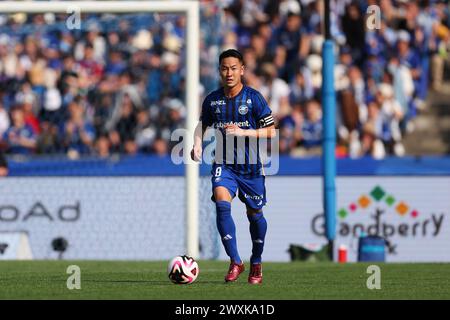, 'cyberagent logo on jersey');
214,120,250,129
169,126,280,175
